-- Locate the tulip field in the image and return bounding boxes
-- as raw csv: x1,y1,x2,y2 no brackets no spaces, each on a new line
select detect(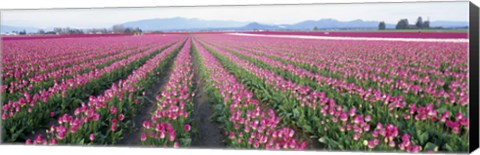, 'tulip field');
0,32,469,153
